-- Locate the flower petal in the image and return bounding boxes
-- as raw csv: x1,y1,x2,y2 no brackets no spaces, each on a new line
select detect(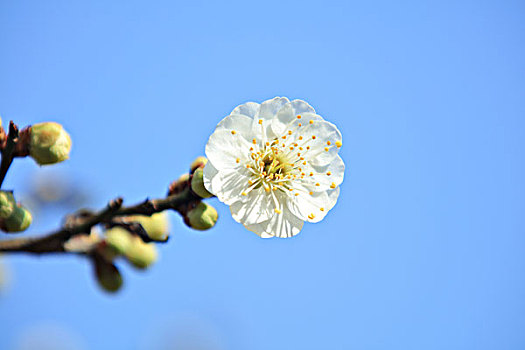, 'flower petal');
244,206,304,238
231,101,260,119
230,187,275,225
286,186,340,223
205,129,252,169
256,97,290,120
